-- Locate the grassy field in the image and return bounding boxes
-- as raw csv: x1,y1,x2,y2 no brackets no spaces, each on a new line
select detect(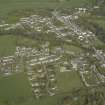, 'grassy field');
0,35,17,57
0,34,83,57
56,71,83,92
0,35,39,57
63,43,83,54
0,73,33,105
88,18,105,29
0,70,82,105
0,0,88,23
0,69,83,105
0,0,87,16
